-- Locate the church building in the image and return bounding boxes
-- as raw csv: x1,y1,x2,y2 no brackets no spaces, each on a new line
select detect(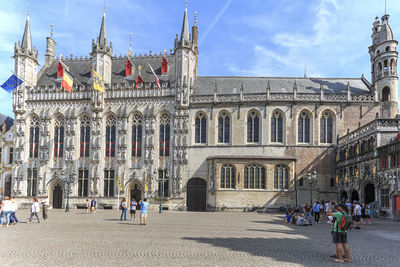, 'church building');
10,3,398,210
